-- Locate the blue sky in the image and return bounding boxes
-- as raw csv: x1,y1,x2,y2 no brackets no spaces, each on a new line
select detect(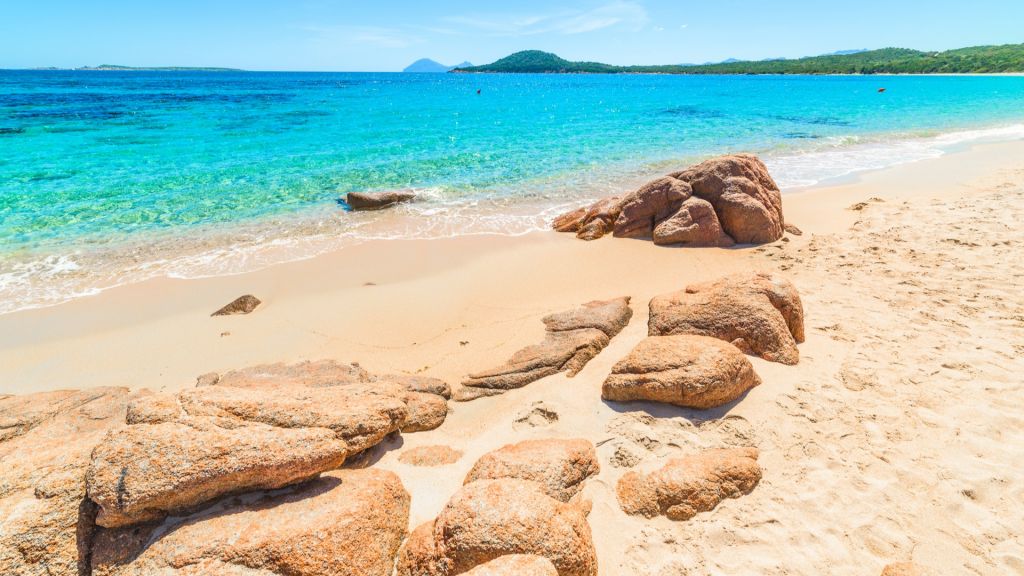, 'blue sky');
2,0,1023,71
